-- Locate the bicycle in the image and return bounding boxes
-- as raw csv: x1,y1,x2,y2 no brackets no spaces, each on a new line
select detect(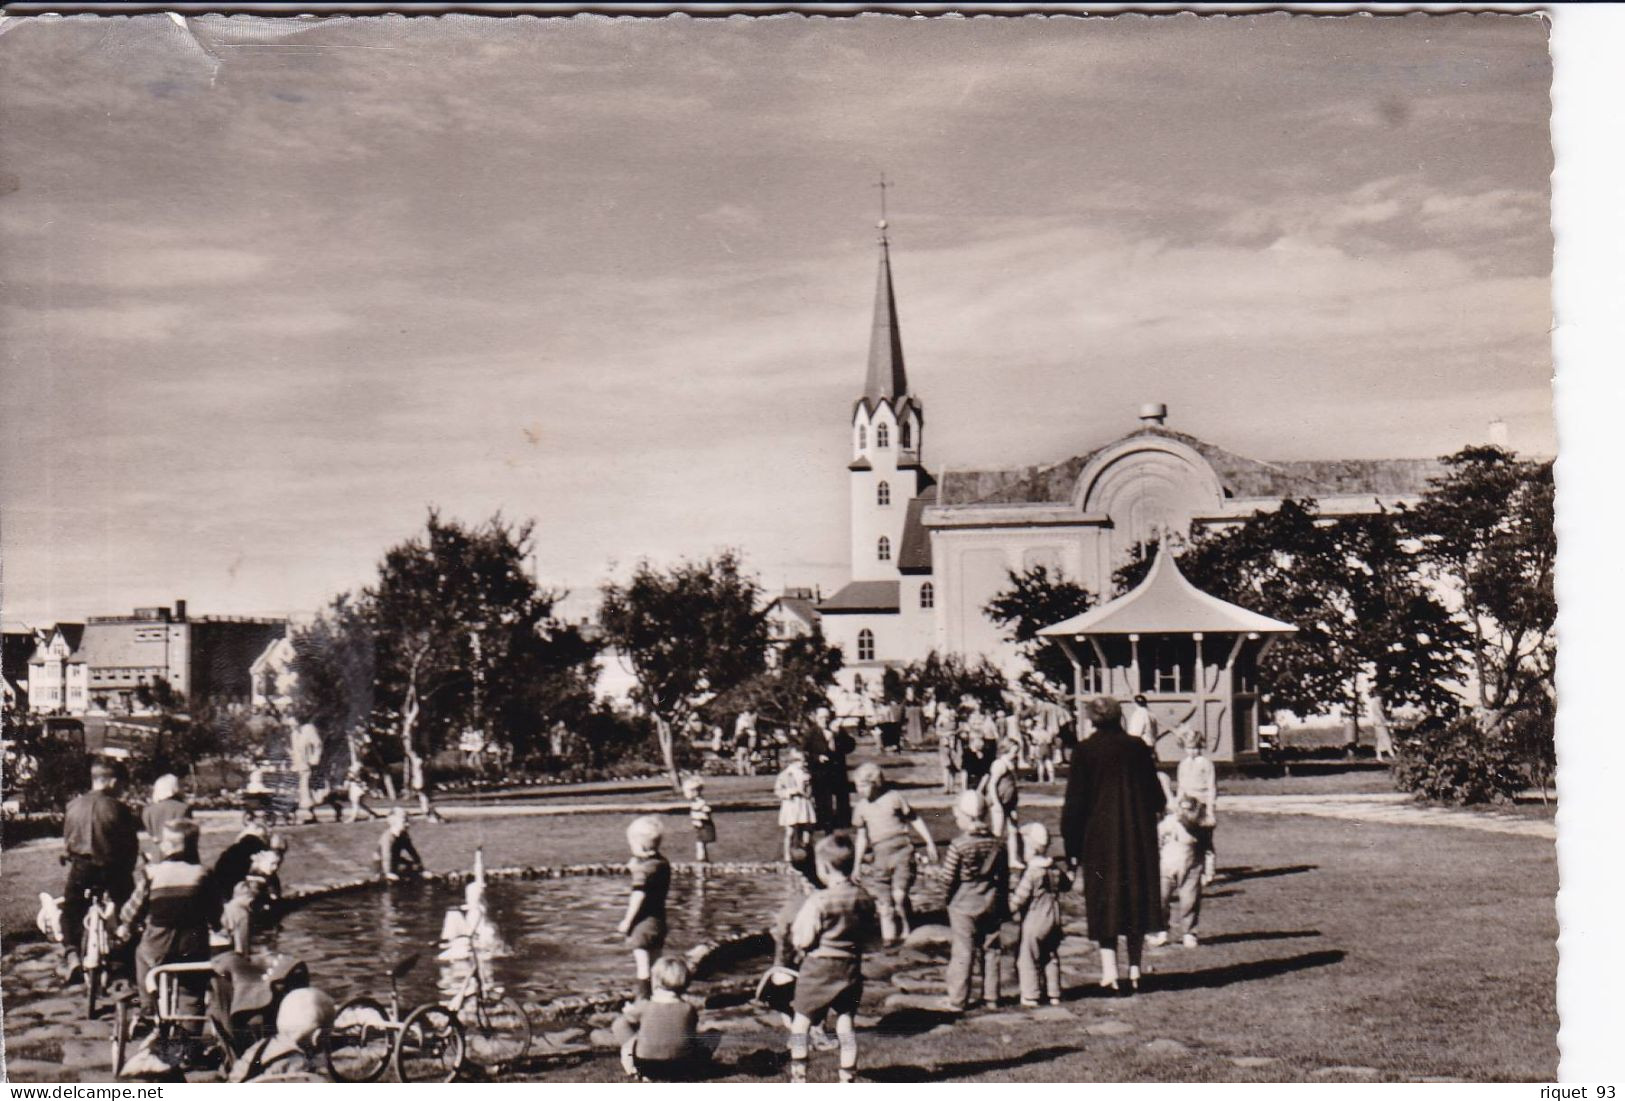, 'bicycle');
324,953,465,1082
110,962,235,1078
437,933,531,1074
